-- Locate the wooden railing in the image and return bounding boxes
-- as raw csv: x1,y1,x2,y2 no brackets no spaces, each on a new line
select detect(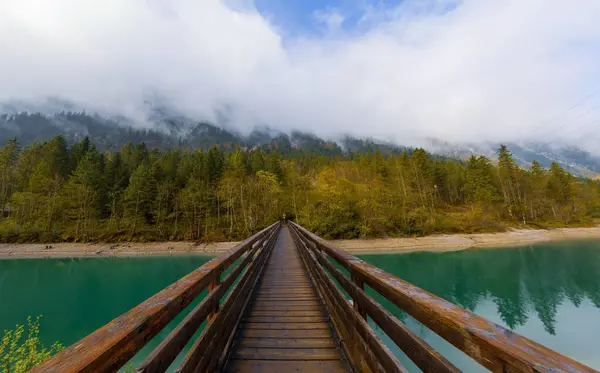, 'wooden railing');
31,222,280,373
30,221,598,373
289,221,598,373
